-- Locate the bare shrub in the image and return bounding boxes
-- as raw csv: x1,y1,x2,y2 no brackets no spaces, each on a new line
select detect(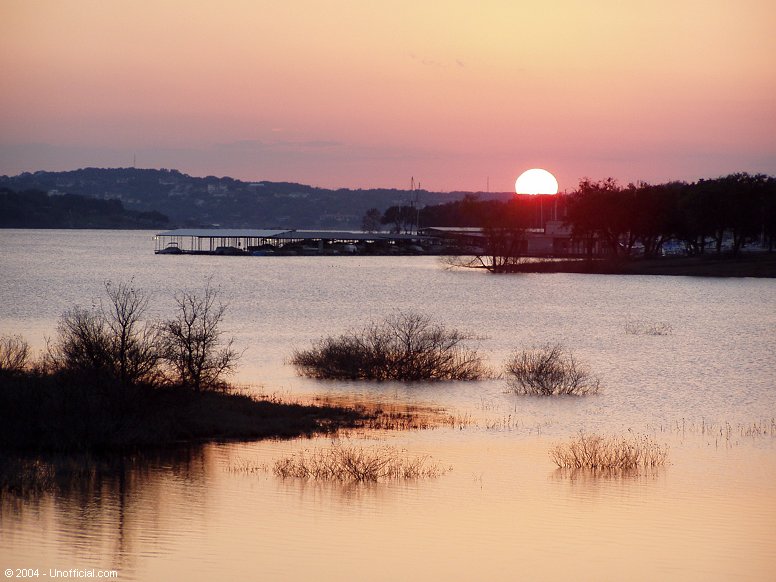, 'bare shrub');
103,280,163,386
505,344,600,395
273,443,446,482
551,433,668,471
291,311,485,381
47,280,161,387
625,319,673,336
161,280,240,391
48,305,113,378
0,335,30,375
